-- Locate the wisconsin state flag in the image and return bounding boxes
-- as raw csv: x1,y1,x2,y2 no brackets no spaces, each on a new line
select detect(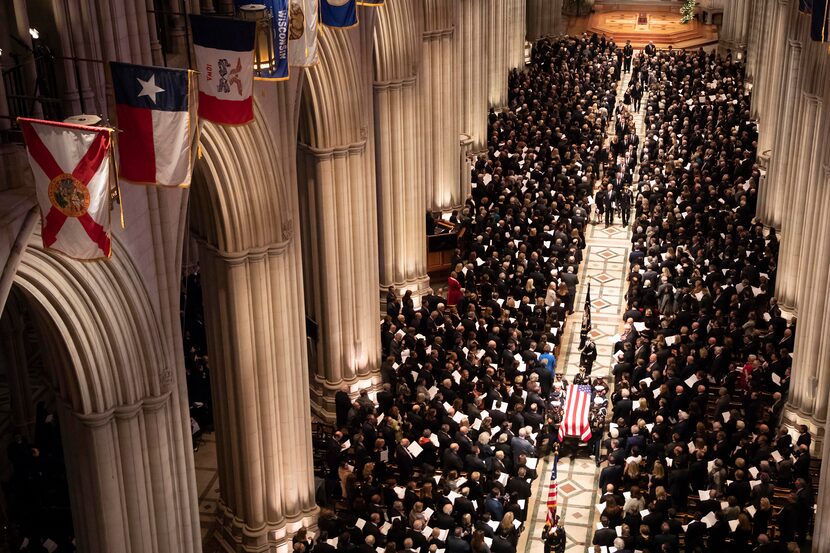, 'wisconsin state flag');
110,62,194,187
19,118,114,260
